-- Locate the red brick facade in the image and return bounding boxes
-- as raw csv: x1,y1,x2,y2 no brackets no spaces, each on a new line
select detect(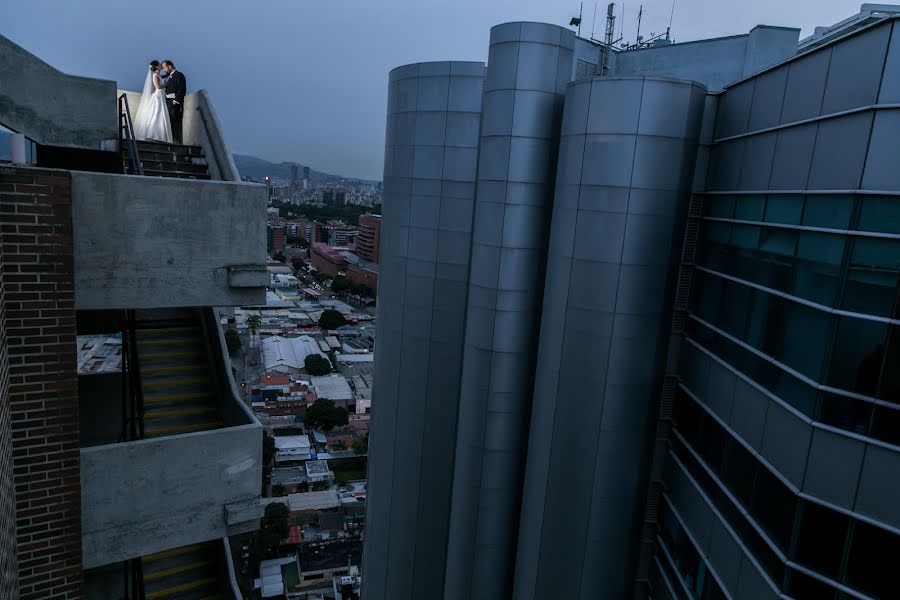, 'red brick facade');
0,166,82,599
